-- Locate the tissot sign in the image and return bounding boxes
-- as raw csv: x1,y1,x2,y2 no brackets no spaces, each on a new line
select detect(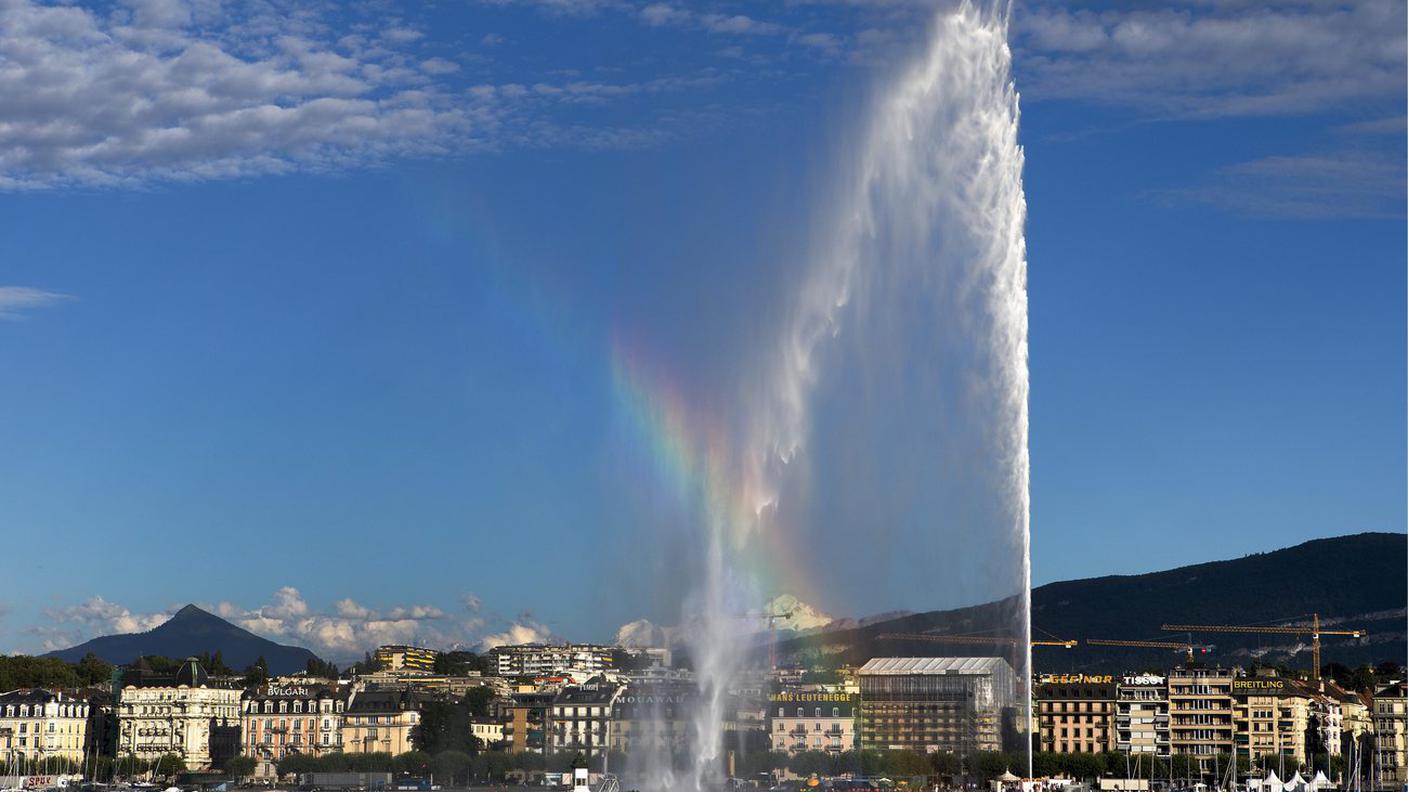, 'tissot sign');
1122,675,1165,686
